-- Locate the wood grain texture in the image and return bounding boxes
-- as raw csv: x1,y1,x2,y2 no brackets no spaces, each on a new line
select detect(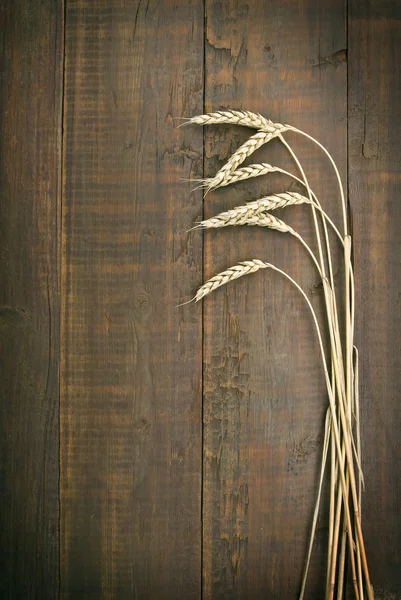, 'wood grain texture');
348,2,401,597
202,1,347,598
1,2,400,598
60,1,203,598
0,0,63,597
